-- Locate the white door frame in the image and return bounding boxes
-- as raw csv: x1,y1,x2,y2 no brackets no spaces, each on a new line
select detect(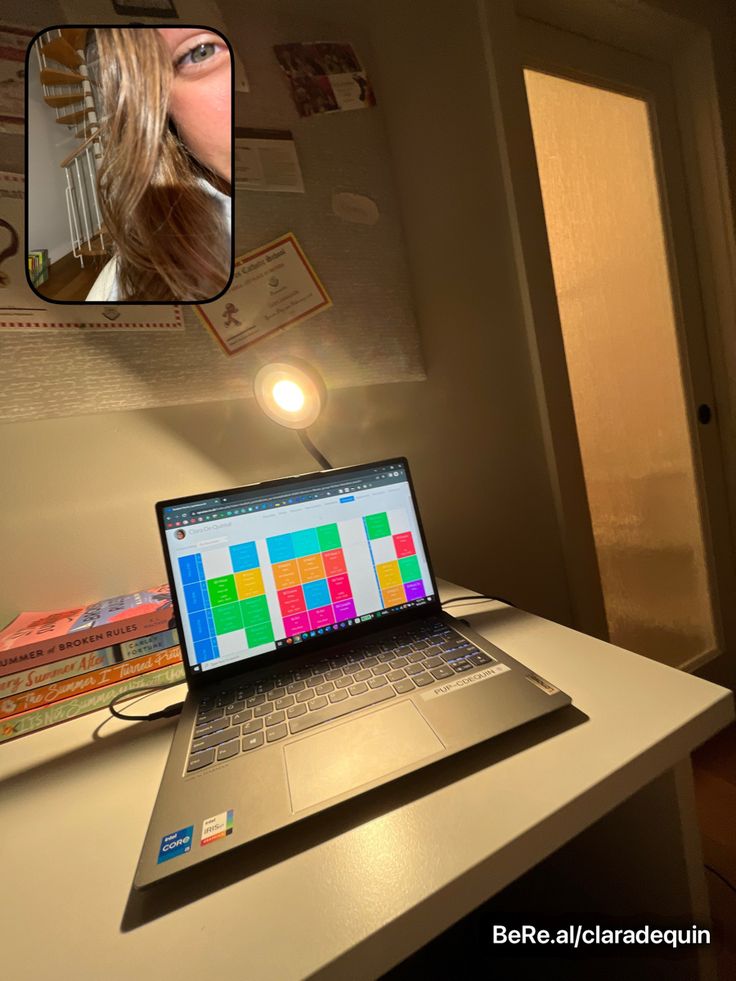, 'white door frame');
478,0,736,681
